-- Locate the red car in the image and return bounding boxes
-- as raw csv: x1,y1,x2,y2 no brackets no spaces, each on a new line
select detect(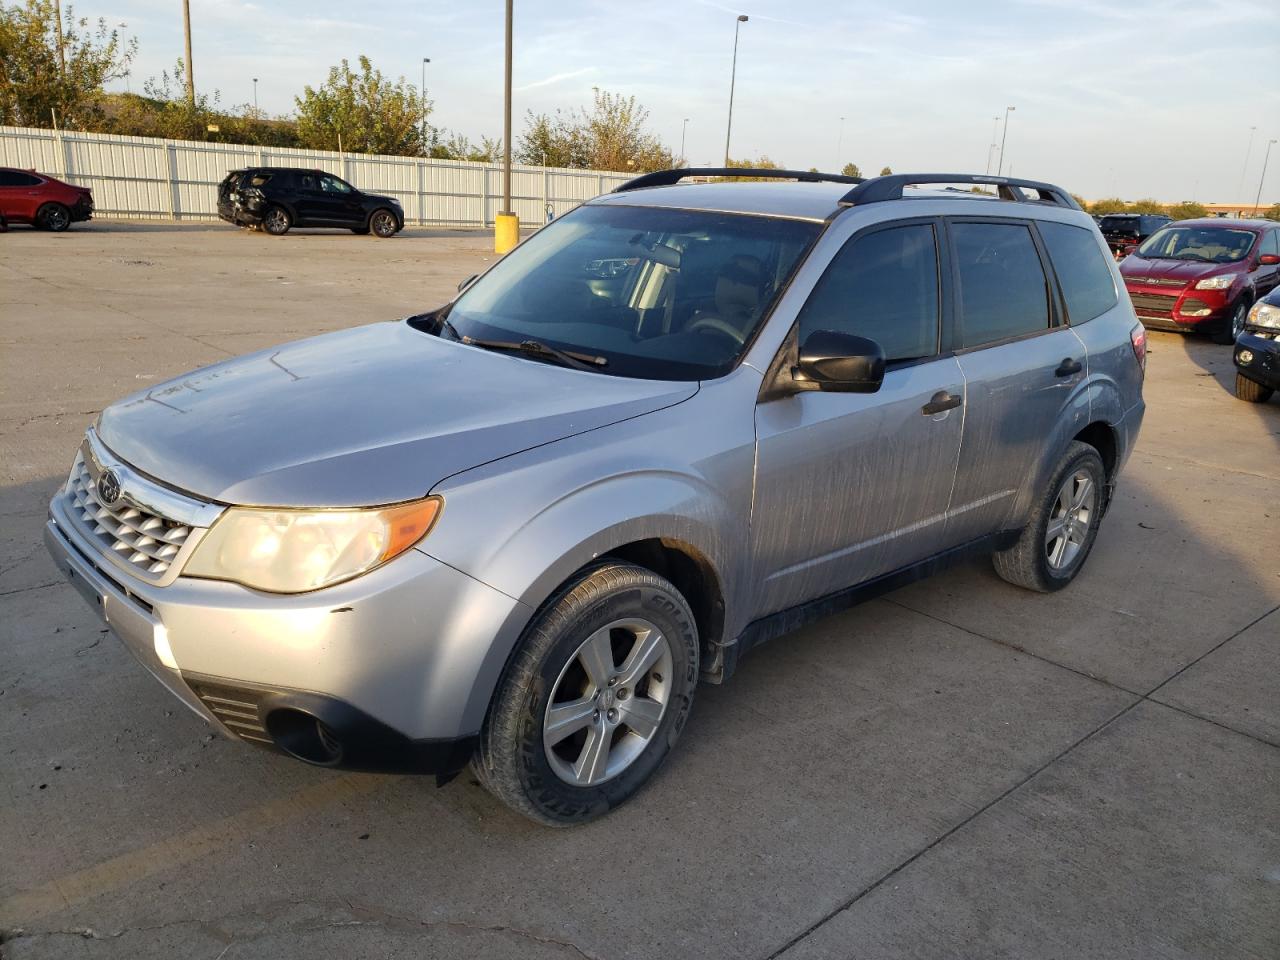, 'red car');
0,167,94,231
1119,218,1280,343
